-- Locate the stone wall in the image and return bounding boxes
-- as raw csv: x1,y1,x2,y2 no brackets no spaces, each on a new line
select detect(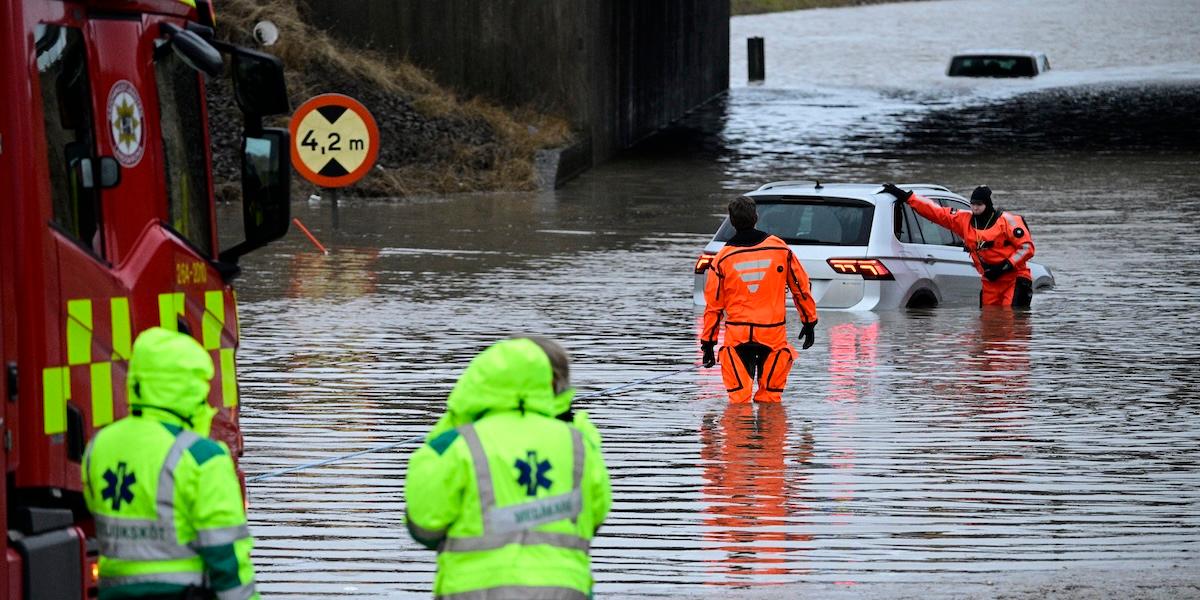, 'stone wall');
301,0,729,174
